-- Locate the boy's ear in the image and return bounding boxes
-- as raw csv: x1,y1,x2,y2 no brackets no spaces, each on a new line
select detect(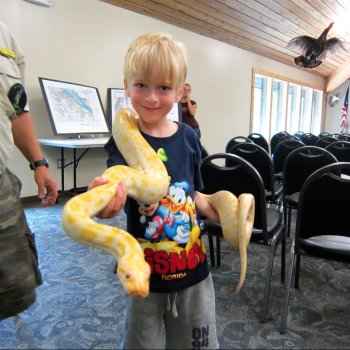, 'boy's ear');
175,85,184,102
